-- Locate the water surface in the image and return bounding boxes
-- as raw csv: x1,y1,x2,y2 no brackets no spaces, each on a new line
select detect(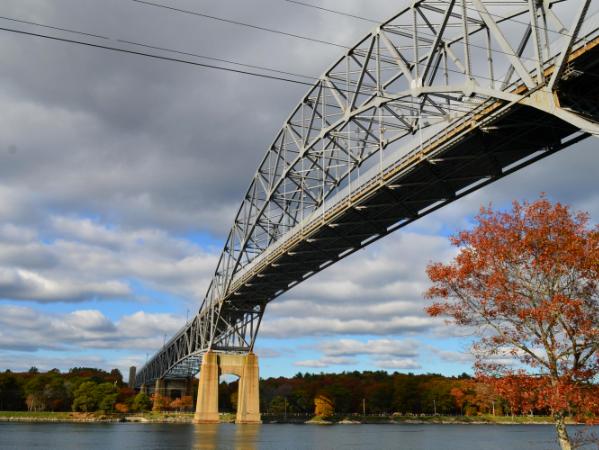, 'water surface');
1,422,596,450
